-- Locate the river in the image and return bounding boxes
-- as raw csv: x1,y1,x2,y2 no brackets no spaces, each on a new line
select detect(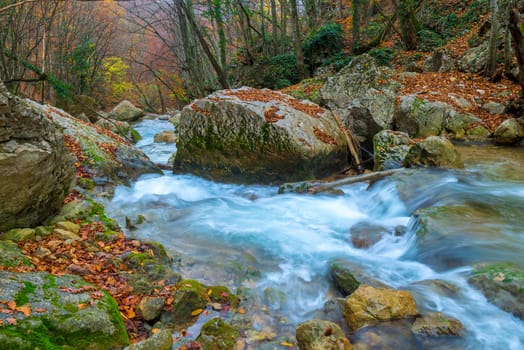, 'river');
106,119,524,349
